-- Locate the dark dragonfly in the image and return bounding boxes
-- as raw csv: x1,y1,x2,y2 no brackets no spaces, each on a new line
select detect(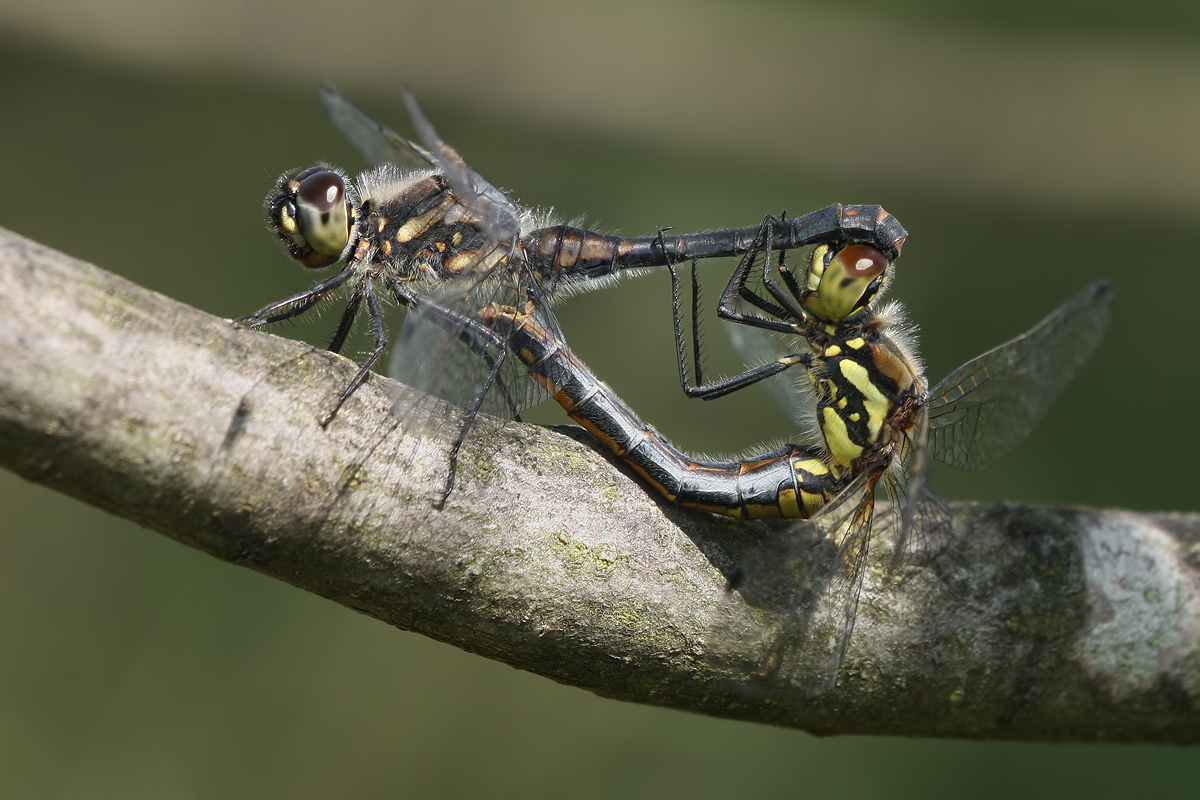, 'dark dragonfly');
238,82,906,505
473,216,1109,691
664,217,1112,689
